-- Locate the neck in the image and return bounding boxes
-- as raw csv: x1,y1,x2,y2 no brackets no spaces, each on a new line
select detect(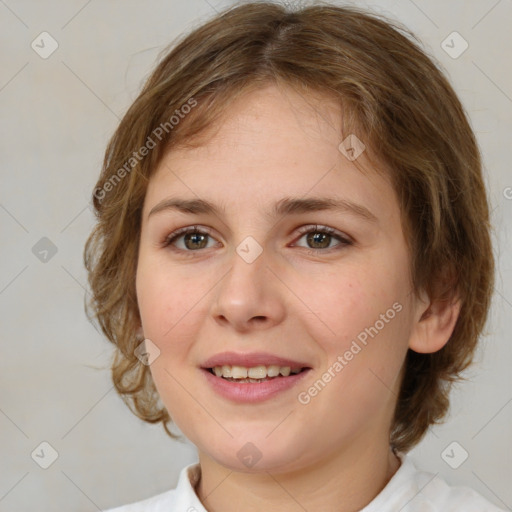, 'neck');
195,441,401,512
